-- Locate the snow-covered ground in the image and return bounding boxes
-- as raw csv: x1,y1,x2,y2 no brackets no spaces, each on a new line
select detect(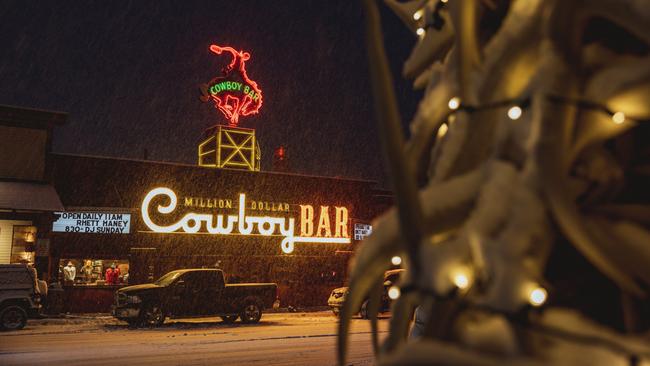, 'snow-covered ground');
0,312,388,366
